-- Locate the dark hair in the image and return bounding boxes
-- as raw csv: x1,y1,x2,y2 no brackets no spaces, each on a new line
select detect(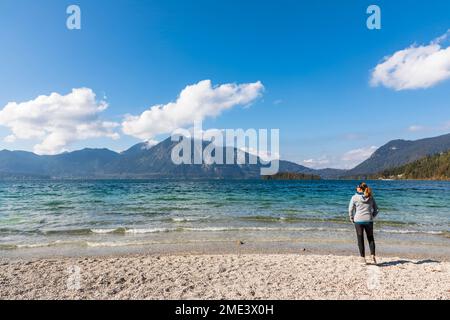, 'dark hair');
358,182,372,198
